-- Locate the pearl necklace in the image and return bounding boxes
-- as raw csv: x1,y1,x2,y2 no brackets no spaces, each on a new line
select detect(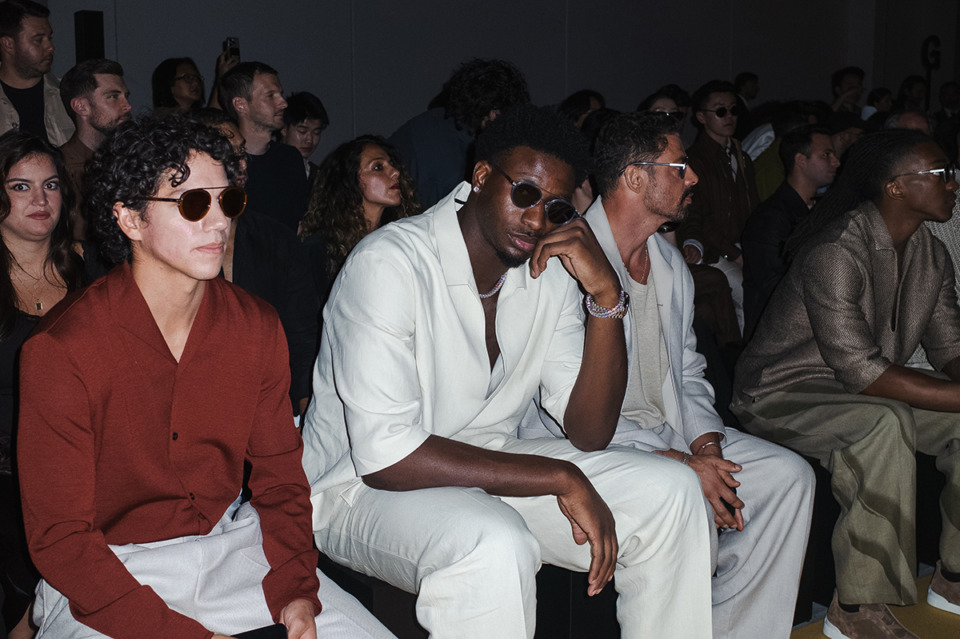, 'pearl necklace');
479,272,508,299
